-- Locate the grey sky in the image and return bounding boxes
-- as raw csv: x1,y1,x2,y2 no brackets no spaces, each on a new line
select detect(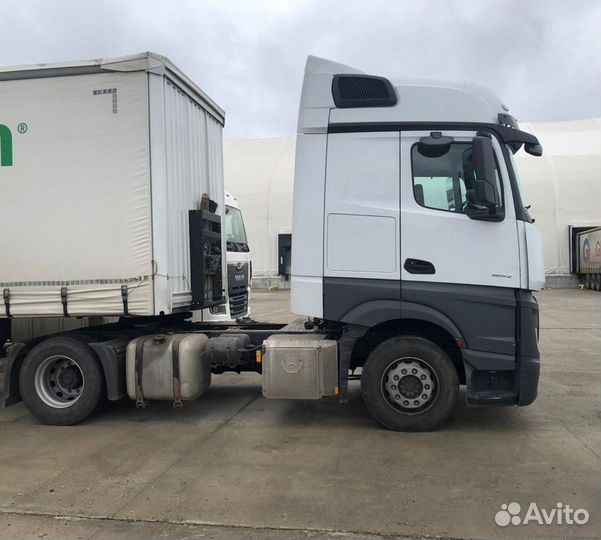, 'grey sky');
2,0,599,138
